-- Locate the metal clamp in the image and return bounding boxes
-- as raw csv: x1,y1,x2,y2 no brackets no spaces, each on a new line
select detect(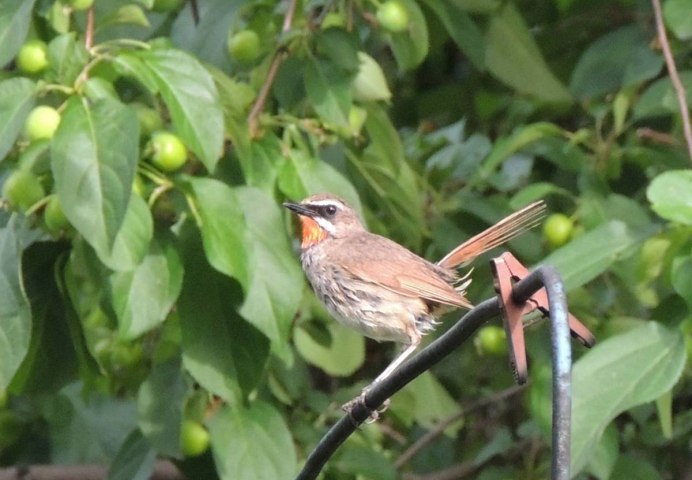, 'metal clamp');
491,252,596,384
